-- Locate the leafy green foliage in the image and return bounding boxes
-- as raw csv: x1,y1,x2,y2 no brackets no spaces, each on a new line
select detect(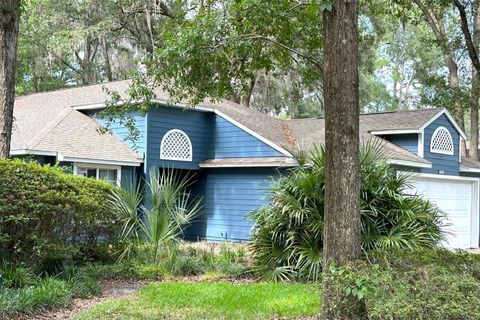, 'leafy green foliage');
249,143,445,281
0,262,37,288
142,0,323,105
364,249,480,320
0,159,121,263
0,277,71,318
108,168,202,263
